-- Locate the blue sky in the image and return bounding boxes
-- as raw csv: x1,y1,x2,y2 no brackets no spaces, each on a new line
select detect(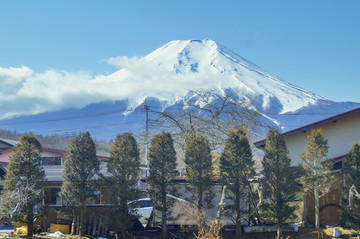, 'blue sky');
1,0,359,105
